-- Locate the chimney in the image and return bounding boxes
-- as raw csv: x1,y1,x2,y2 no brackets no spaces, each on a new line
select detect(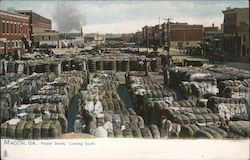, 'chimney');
80,27,83,37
